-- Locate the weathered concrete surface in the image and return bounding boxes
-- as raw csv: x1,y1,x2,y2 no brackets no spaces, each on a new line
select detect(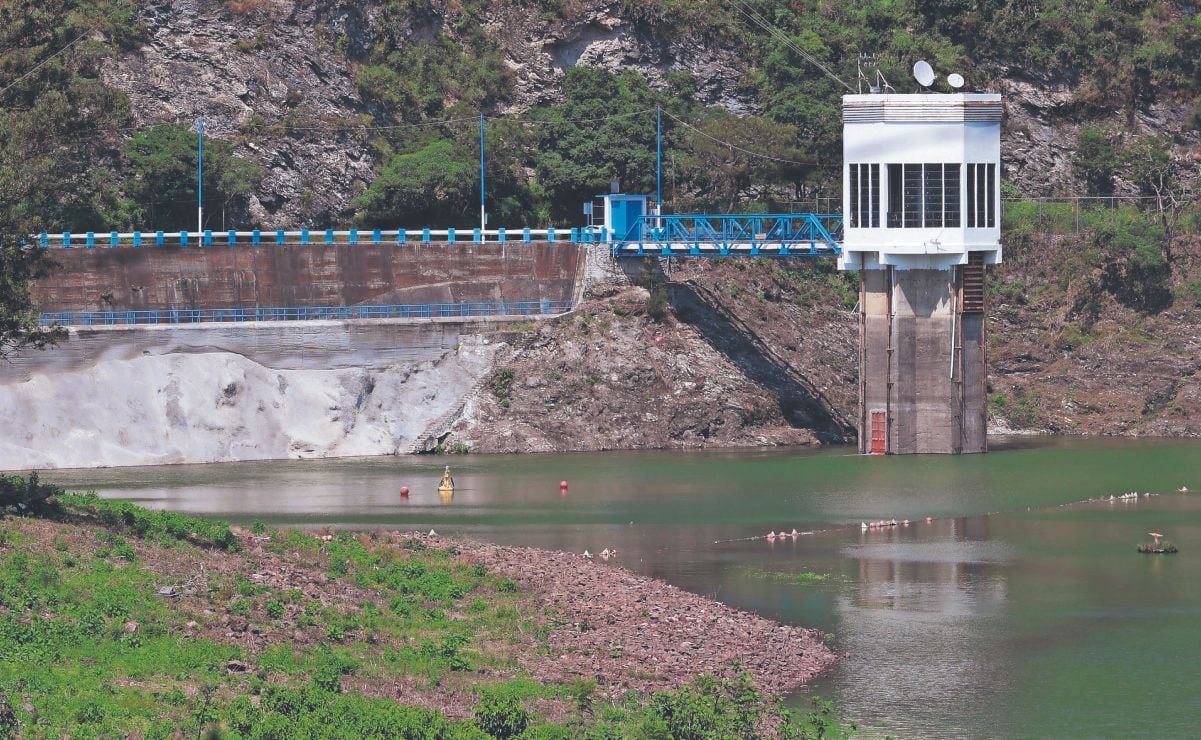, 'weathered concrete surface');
0,320,473,384
860,268,987,454
0,324,501,470
34,242,581,313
